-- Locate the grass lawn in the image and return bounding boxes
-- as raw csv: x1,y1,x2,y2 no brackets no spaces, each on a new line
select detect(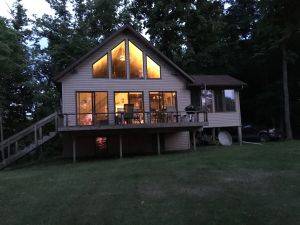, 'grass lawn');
0,141,300,225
